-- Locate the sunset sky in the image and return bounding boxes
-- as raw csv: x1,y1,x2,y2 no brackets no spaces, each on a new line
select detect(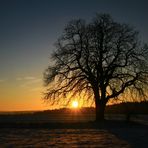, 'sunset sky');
0,0,148,111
